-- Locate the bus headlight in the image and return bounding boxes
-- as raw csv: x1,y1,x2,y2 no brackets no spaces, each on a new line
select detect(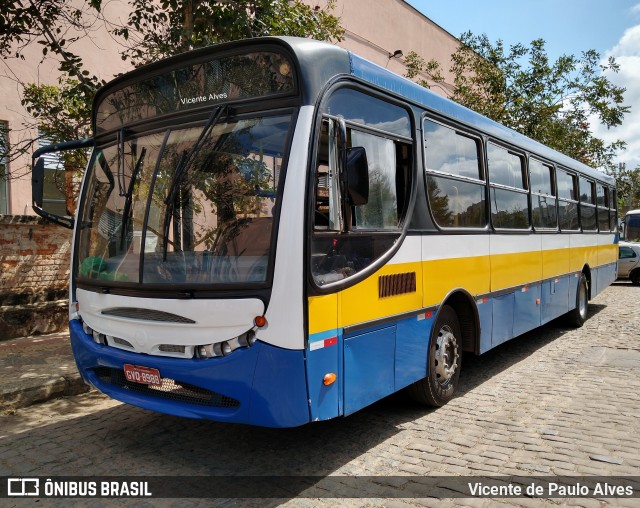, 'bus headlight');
196,331,257,359
92,330,106,344
238,331,256,348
